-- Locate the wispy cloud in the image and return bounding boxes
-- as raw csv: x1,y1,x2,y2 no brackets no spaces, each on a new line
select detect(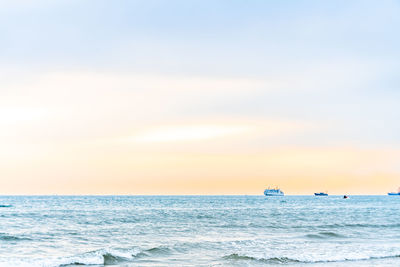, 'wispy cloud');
126,124,250,143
